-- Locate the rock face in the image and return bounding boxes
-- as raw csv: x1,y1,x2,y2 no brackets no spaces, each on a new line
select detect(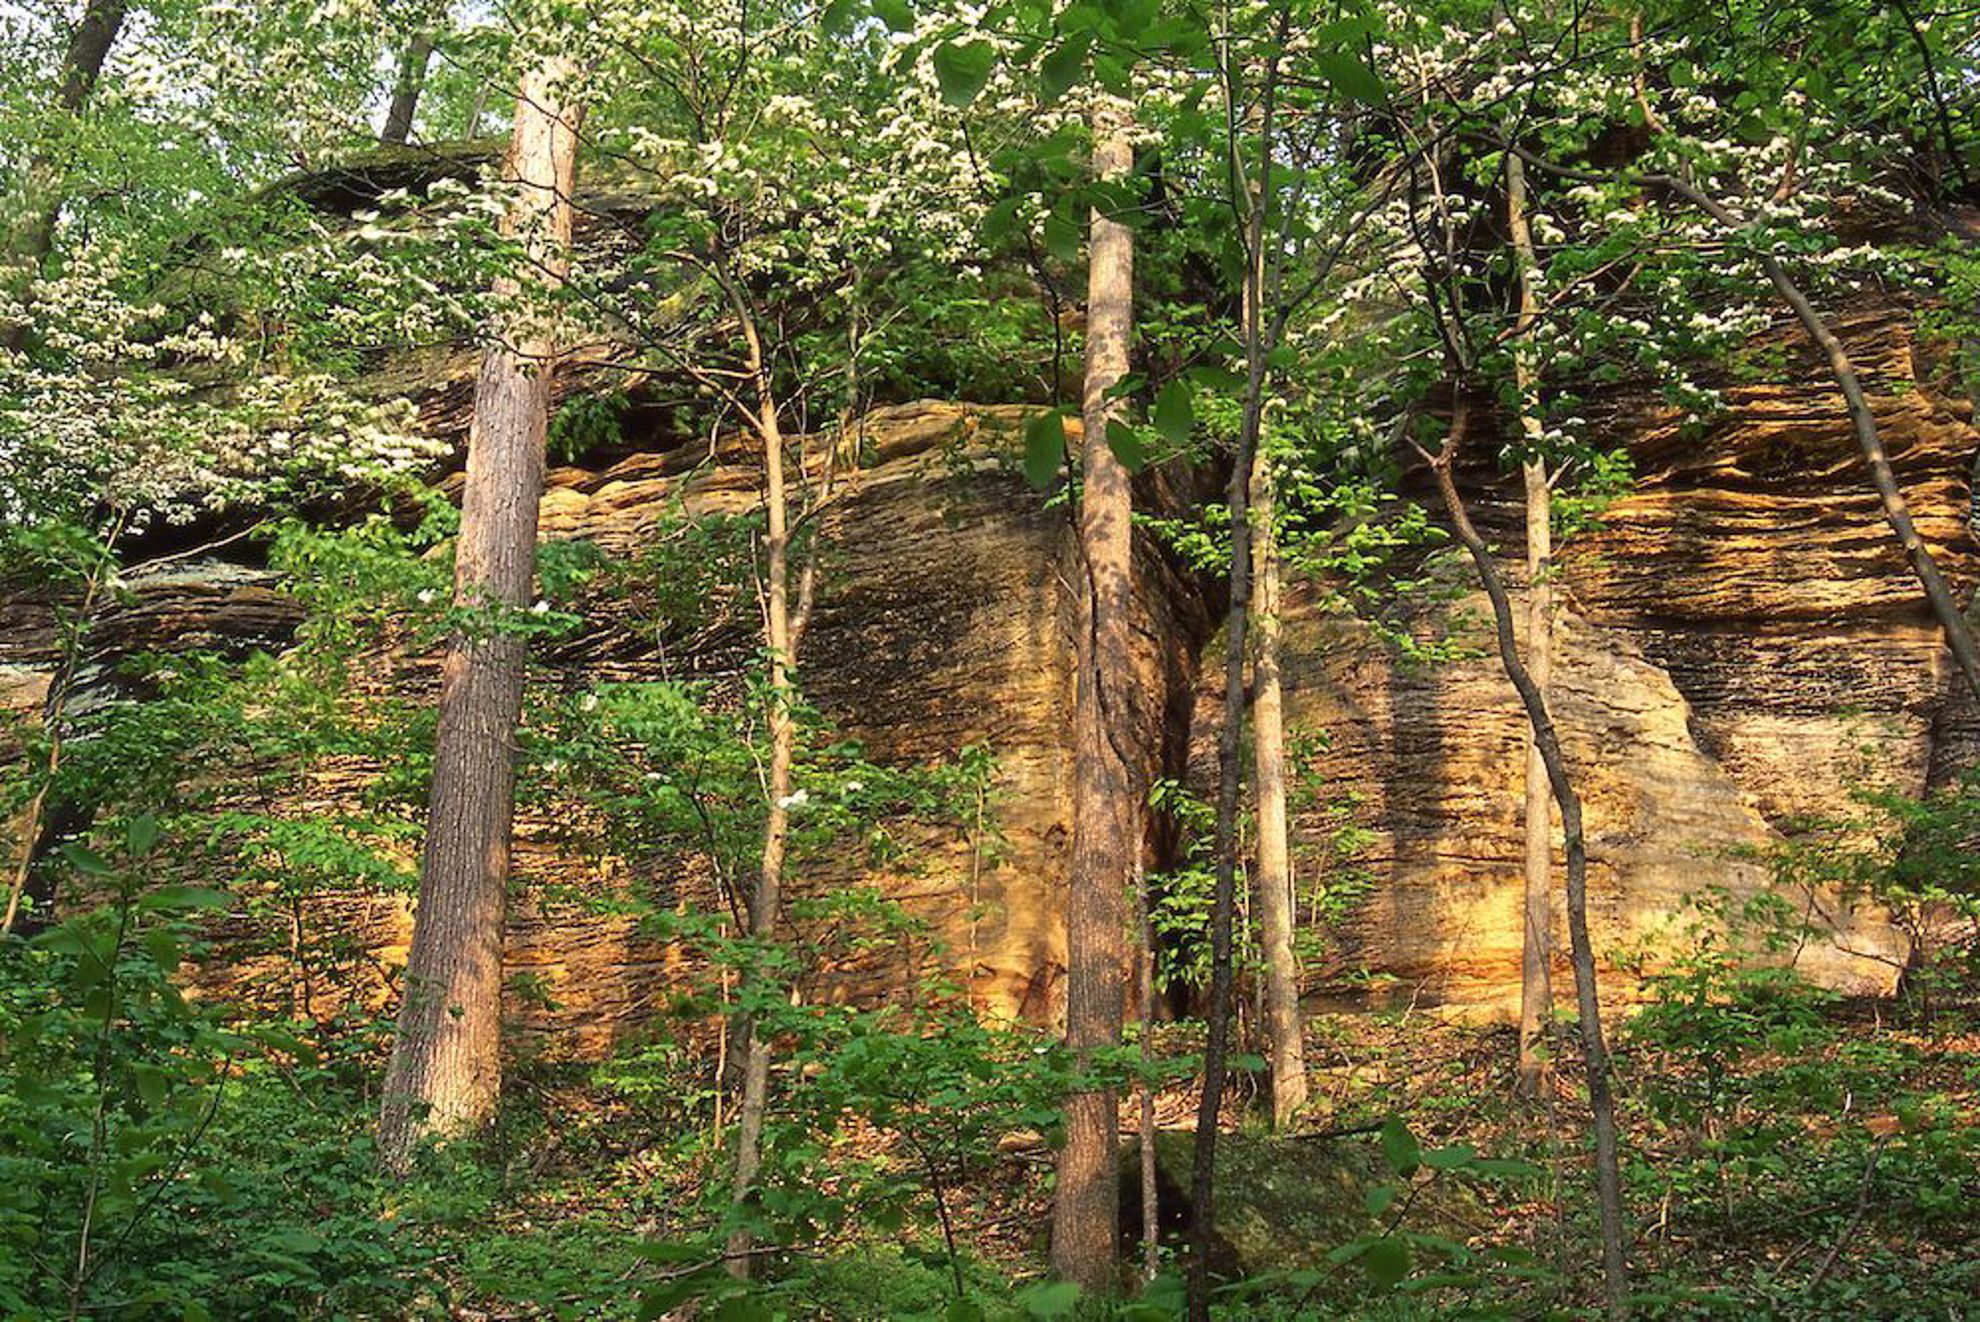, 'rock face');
1230,304,1977,1015
0,392,1213,1050
4,298,1974,1046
